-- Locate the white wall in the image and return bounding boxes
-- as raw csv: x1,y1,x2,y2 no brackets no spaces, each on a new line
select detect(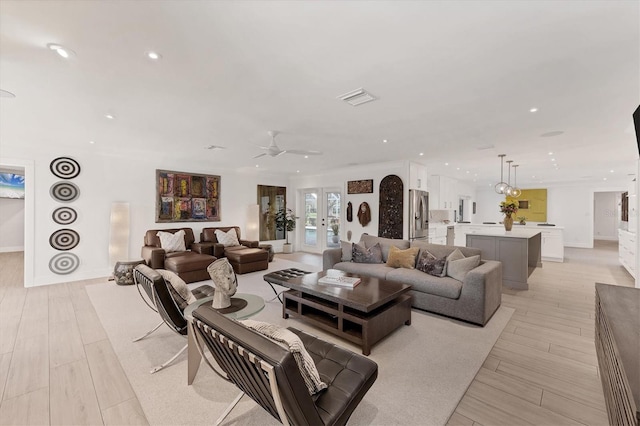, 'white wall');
593,192,622,240
288,161,410,245
0,198,25,252
2,146,287,287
